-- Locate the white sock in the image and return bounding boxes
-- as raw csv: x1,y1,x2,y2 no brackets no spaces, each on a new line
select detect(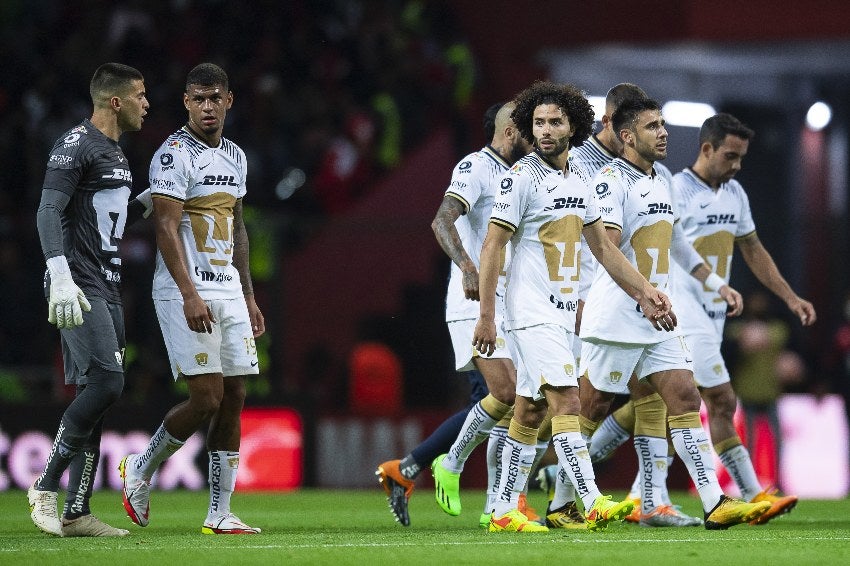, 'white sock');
442,403,498,473
550,466,577,510
718,444,762,501
208,451,238,518
136,423,185,481
628,470,641,500
552,431,602,510
634,436,668,514
492,436,536,517
670,426,724,512
661,455,674,505
590,415,631,462
485,426,508,514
